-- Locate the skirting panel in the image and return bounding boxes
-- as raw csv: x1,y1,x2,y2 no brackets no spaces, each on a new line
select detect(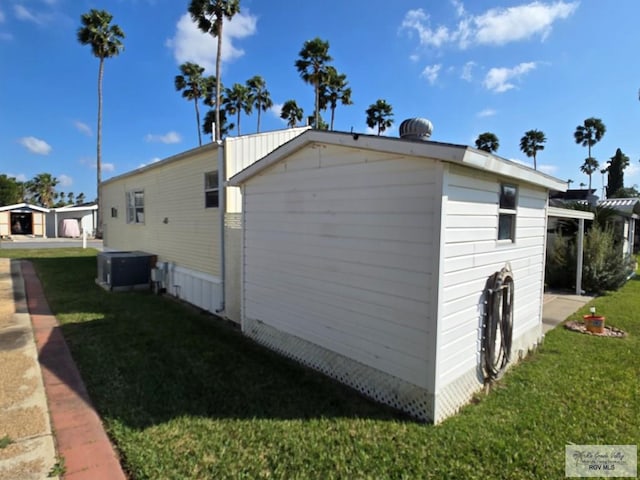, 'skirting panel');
170,265,222,314
434,323,542,423
243,316,435,421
